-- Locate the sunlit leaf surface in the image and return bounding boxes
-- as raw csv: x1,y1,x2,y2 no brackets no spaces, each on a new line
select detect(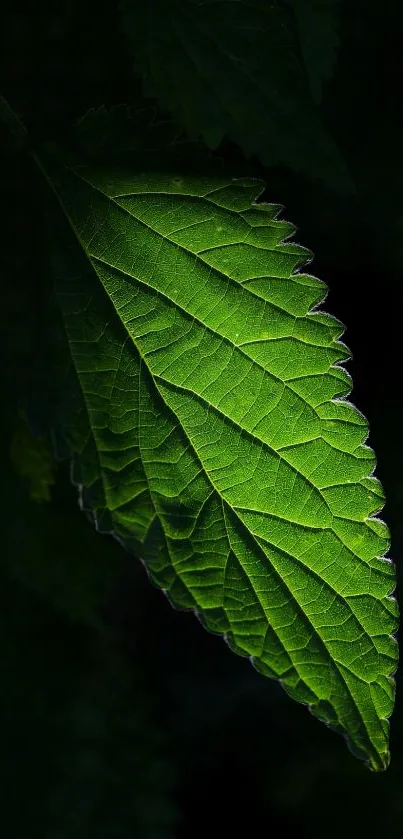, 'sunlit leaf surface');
41,154,397,770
